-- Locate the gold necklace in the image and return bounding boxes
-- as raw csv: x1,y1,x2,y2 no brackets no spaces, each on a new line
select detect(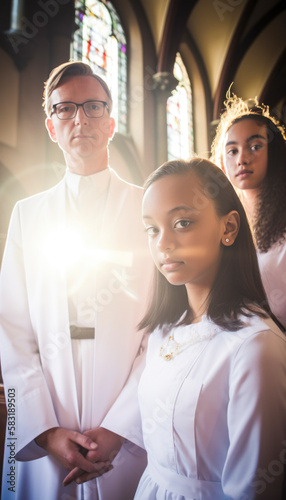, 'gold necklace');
159,322,218,361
